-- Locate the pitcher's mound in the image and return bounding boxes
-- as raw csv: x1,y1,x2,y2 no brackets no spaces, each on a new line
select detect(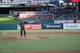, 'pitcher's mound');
0,36,54,40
